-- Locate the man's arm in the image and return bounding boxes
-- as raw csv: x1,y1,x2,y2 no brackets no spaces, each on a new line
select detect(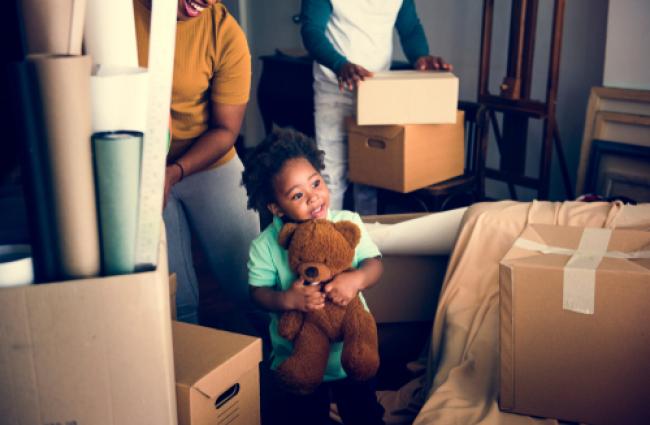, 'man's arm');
300,0,348,73
395,0,430,65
